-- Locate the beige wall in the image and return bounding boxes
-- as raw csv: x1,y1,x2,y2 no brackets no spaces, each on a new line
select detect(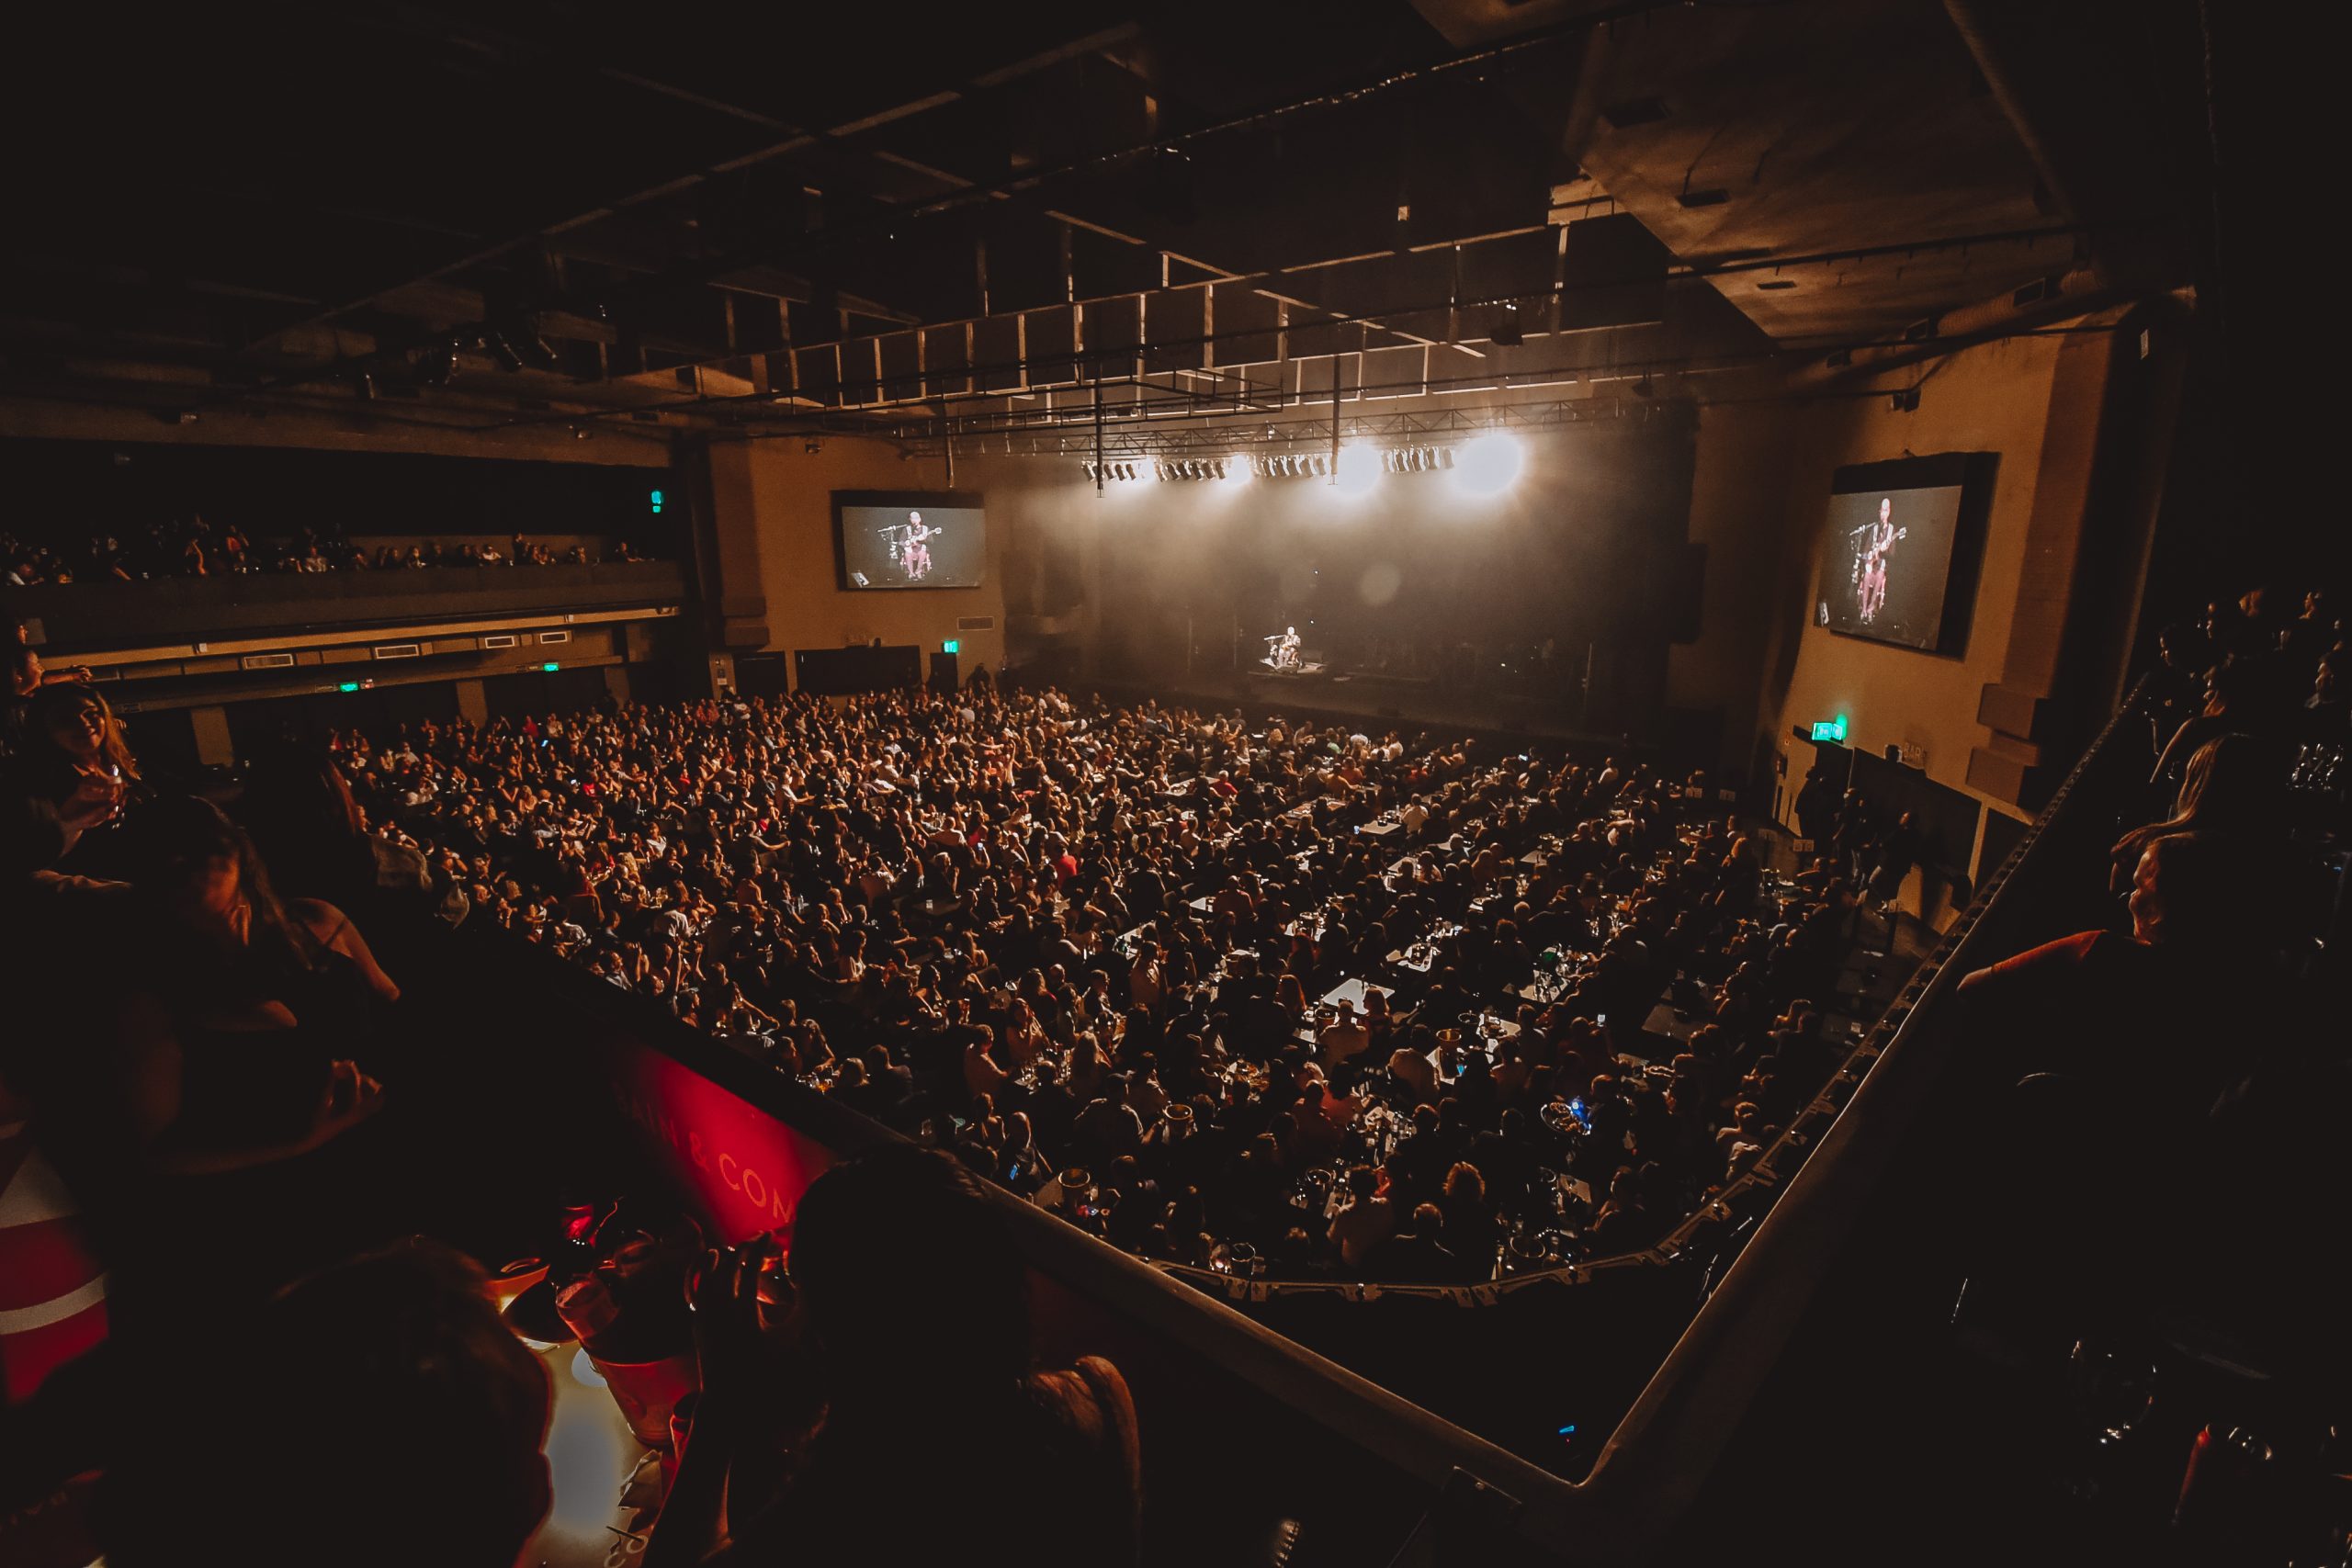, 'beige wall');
709,436,1015,684
1674,332,2076,839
